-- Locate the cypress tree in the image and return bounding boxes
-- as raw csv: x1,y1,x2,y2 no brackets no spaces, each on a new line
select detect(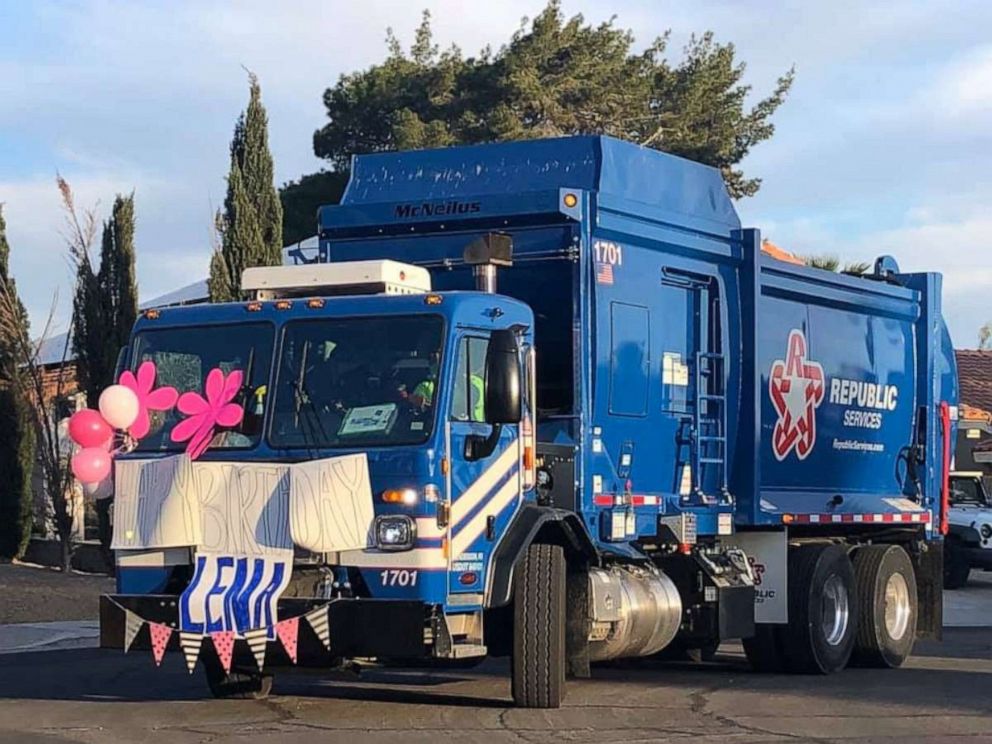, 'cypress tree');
73,193,138,407
99,194,138,369
210,73,284,301
0,204,36,560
